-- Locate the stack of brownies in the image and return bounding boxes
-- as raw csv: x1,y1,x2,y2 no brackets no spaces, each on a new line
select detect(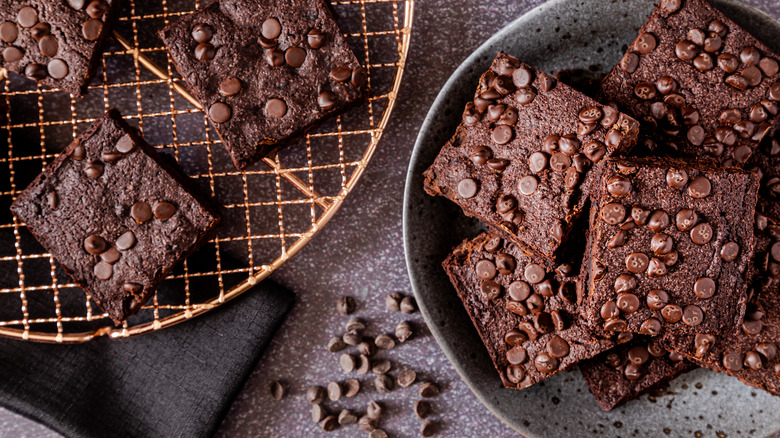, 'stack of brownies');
425,0,780,411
